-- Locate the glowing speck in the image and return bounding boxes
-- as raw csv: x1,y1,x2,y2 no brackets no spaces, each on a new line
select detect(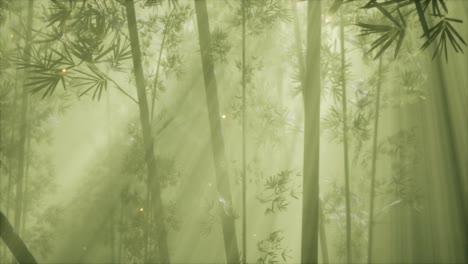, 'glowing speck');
221,114,226,119
140,208,144,212
10,34,14,38
62,68,67,73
